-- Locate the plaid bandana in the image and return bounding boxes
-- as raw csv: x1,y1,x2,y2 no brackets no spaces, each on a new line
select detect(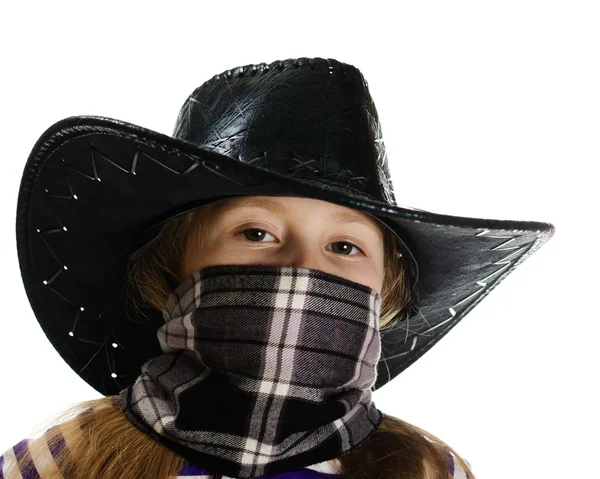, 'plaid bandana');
120,264,383,478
